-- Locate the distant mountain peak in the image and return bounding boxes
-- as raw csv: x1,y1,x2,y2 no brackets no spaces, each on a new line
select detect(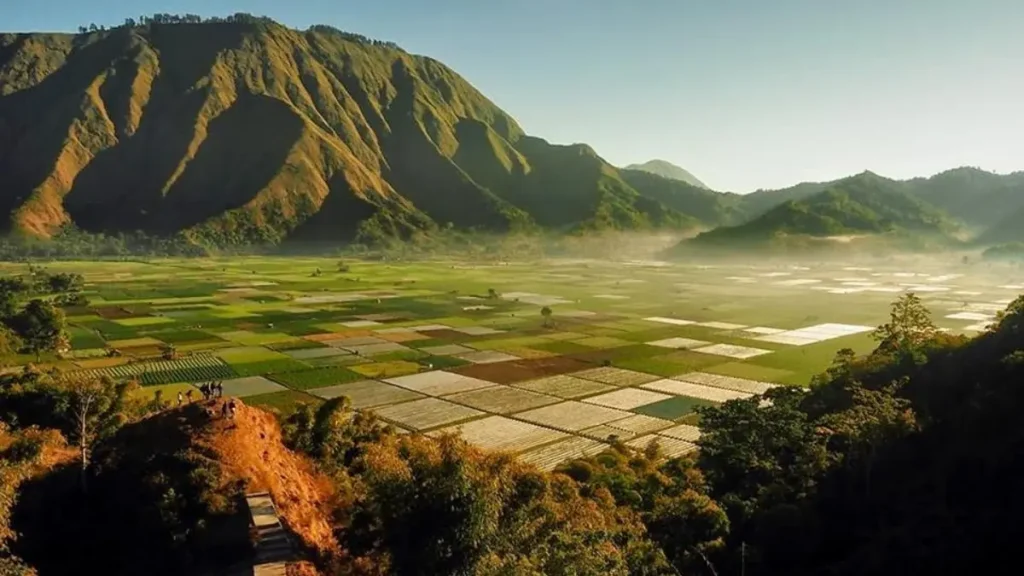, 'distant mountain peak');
623,160,709,190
